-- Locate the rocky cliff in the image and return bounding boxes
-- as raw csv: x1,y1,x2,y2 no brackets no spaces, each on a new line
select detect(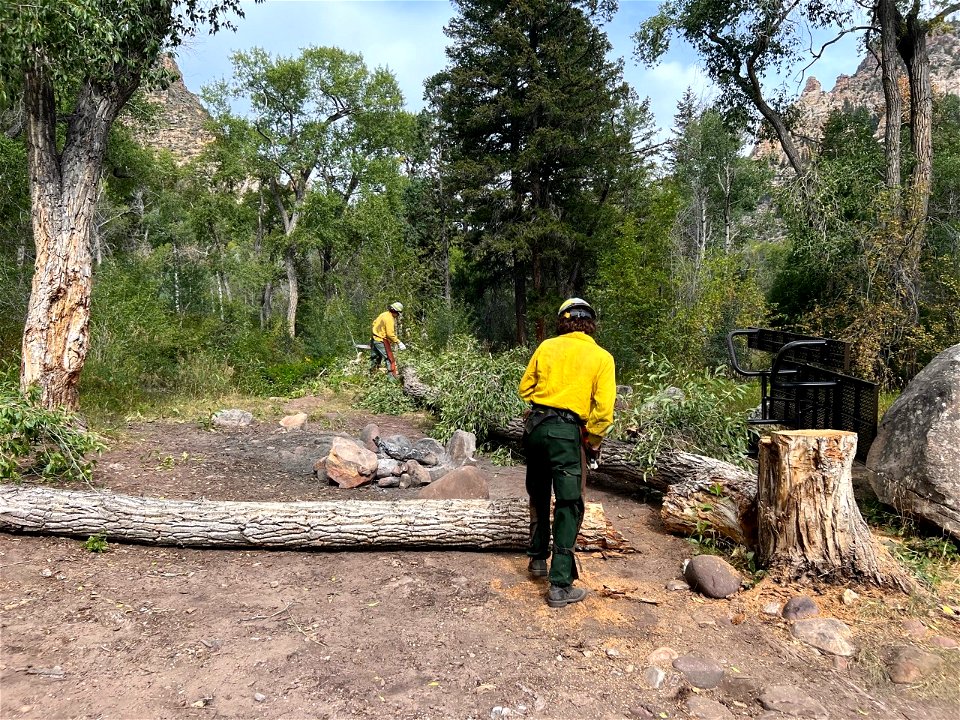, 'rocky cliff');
754,26,960,163
126,56,213,165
